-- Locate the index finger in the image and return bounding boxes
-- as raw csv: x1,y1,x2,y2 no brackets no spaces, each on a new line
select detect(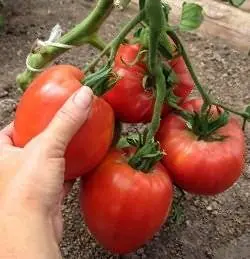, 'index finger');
0,122,14,147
